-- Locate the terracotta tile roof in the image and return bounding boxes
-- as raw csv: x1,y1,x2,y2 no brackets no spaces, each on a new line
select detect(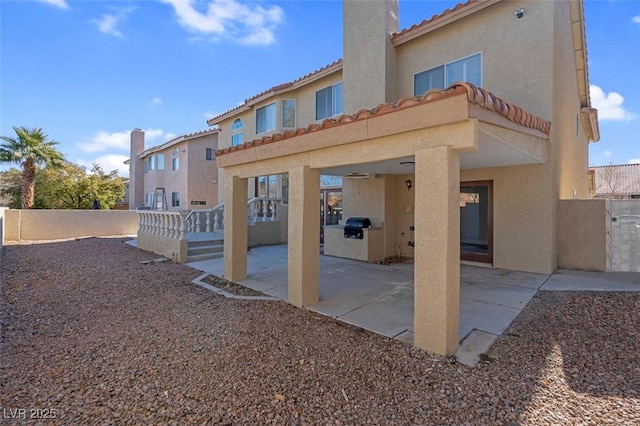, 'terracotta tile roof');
392,0,479,40
139,128,218,158
591,164,640,197
216,82,551,157
207,59,343,125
